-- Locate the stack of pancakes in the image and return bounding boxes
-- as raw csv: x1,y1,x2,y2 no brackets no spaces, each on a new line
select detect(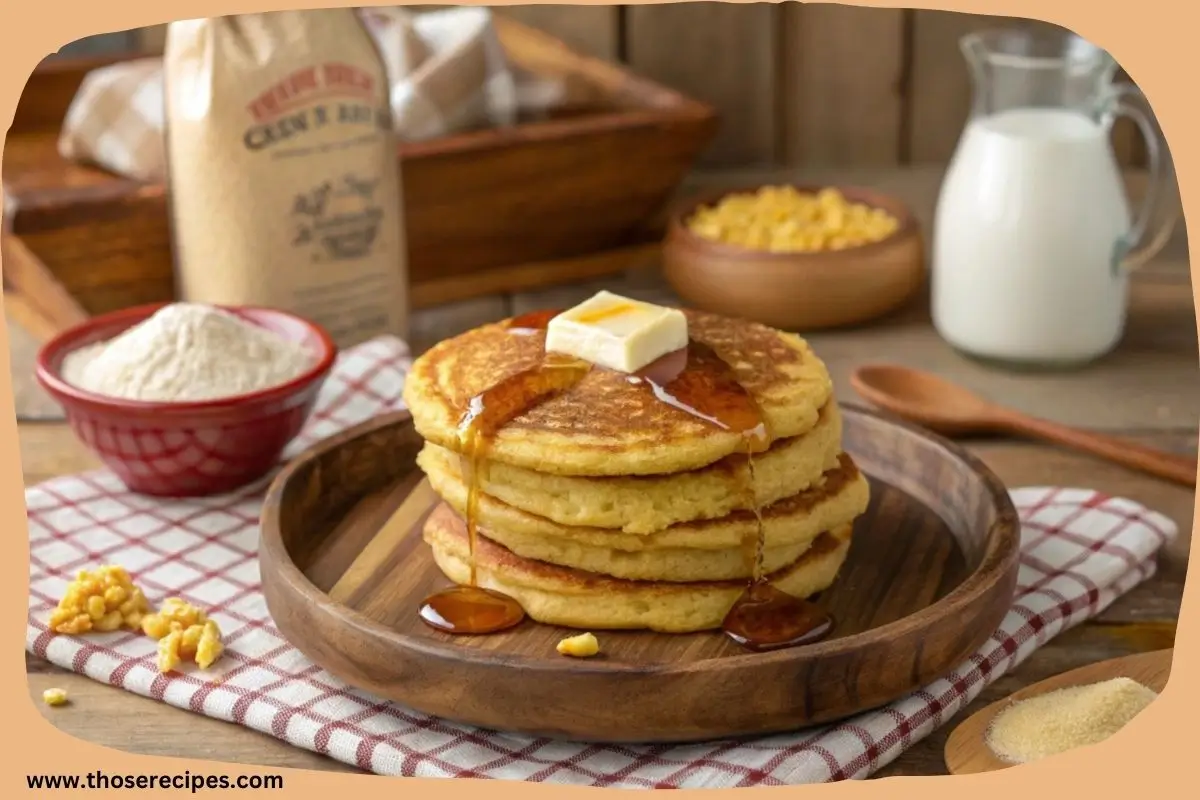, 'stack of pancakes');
403,309,870,633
